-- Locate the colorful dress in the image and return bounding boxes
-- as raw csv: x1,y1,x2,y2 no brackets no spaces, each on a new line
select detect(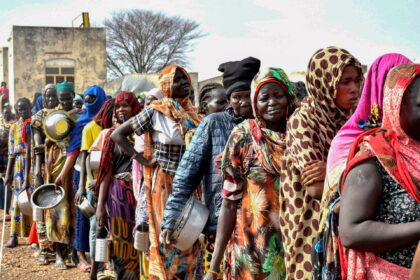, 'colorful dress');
129,65,203,280
220,67,294,280
279,47,363,279
8,119,32,238
221,120,285,279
